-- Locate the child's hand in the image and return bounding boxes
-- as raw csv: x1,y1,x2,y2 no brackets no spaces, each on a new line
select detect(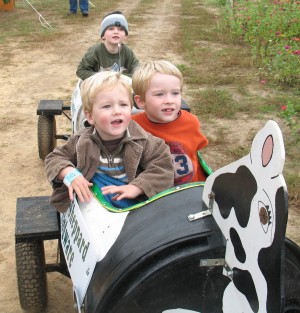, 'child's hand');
60,167,93,203
68,175,93,203
101,184,143,201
